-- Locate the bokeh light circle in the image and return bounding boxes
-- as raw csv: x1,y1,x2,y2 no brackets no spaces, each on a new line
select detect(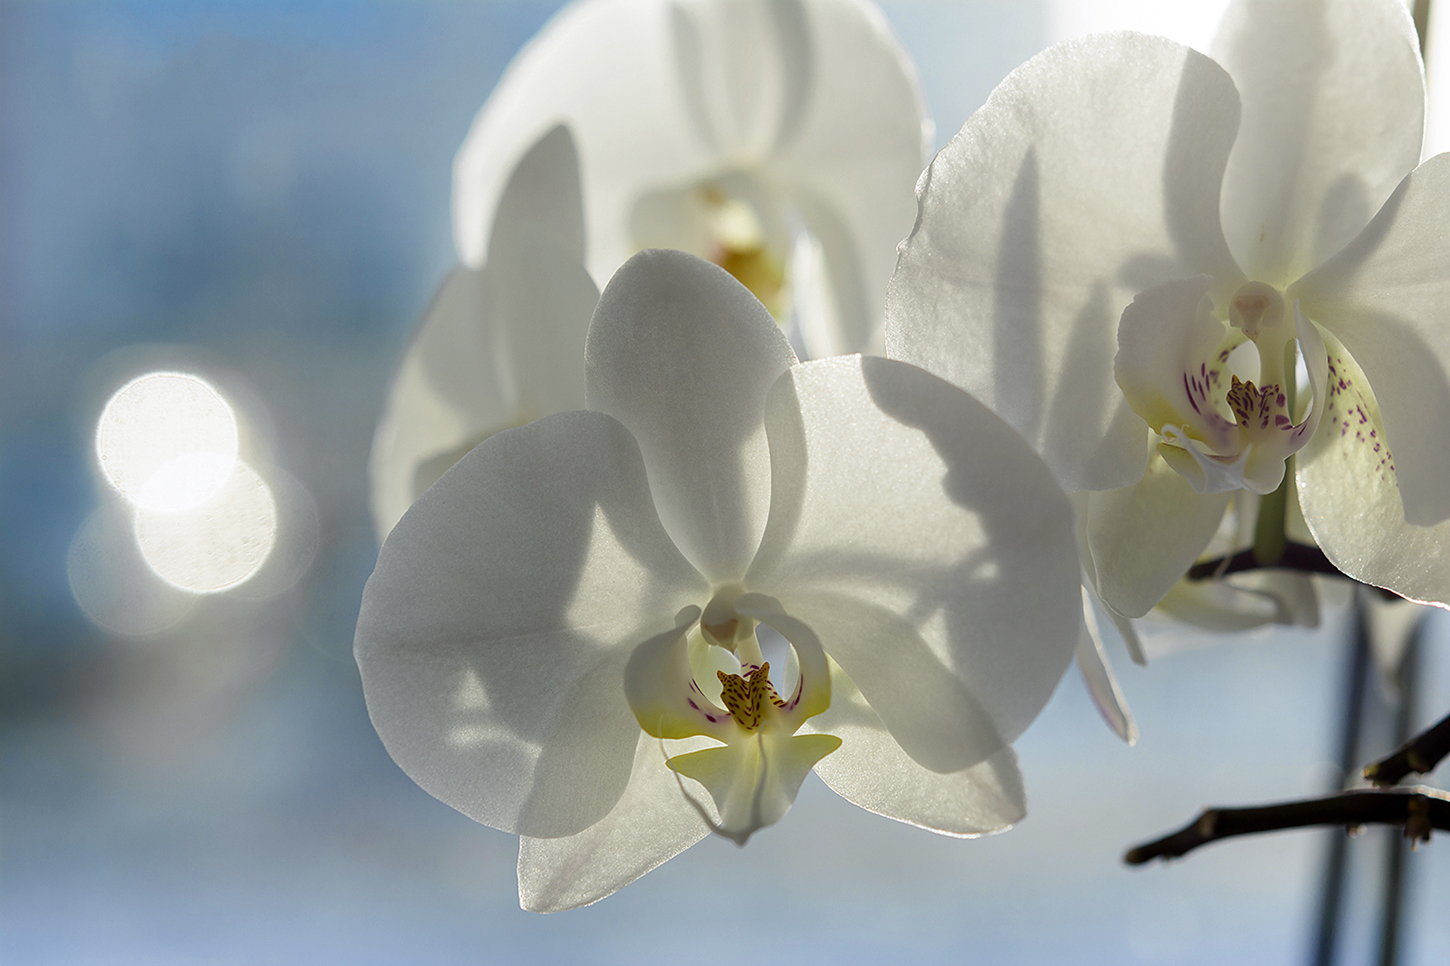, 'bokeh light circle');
133,461,279,593
68,504,199,636
95,371,240,511
226,465,319,601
